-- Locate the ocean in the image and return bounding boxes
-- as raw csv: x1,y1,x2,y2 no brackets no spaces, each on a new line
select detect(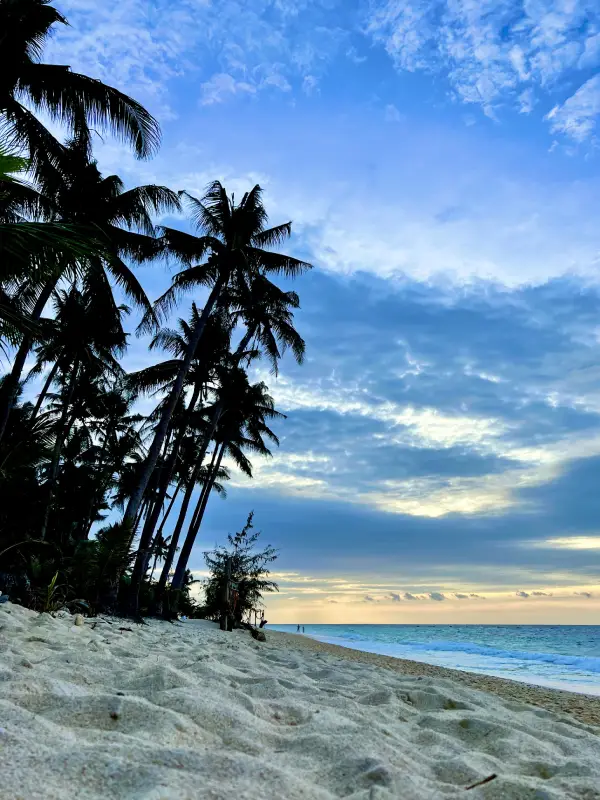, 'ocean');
269,624,600,695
